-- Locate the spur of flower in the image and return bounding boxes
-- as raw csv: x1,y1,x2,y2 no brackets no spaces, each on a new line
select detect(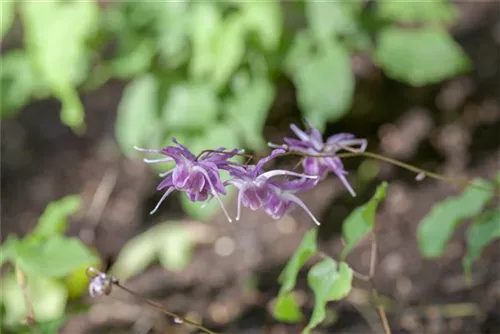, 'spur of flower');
224,148,322,225
271,123,367,197
135,139,241,222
